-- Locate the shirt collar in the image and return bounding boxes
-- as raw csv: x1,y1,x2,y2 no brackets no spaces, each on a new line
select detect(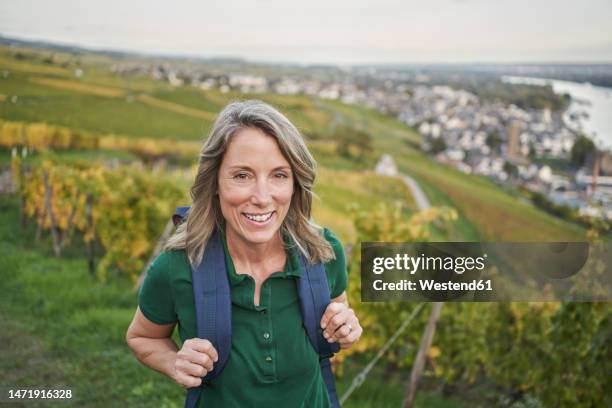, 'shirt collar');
219,229,302,286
